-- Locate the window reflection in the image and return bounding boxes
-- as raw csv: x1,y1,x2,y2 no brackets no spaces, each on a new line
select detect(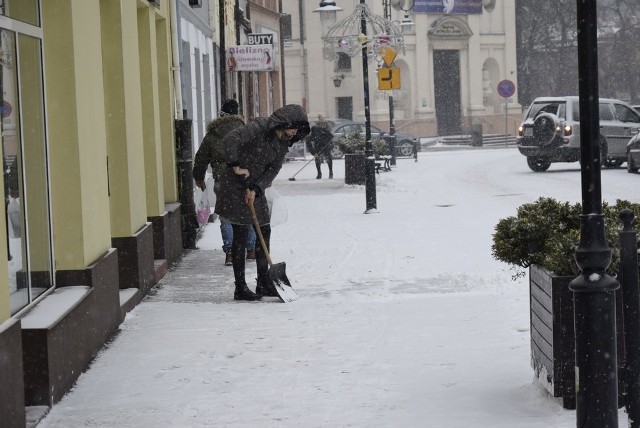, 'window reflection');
1,28,52,314
1,0,41,27
0,29,24,312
